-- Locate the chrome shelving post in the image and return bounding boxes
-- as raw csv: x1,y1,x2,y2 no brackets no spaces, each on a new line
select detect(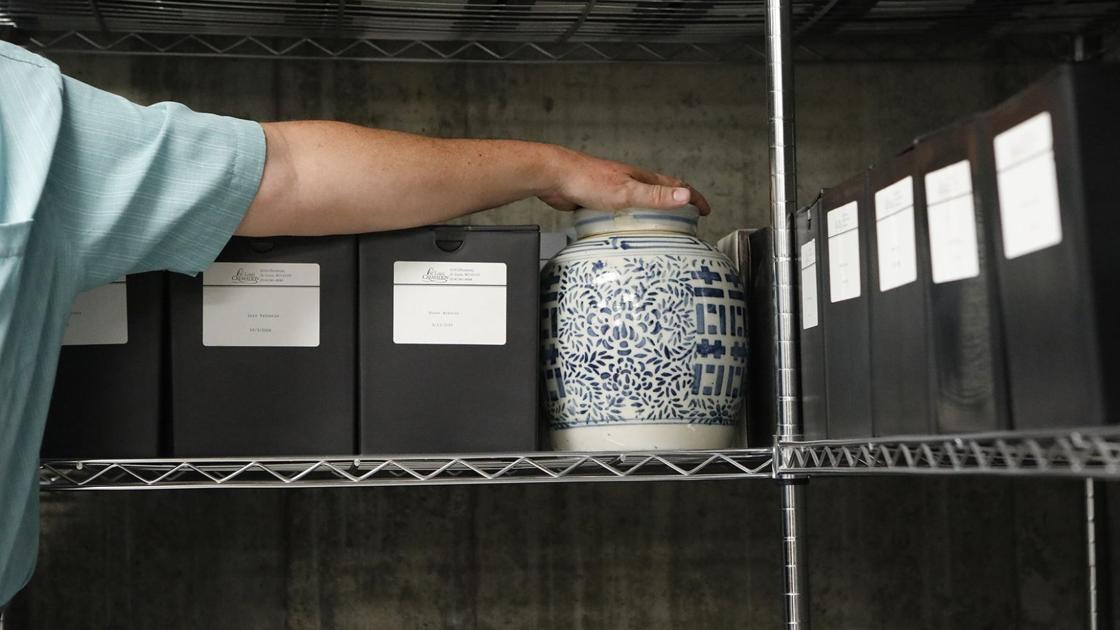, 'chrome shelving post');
766,0,798,446
765,0,807,628
1073,36,1109,630
1087,479,1101,630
